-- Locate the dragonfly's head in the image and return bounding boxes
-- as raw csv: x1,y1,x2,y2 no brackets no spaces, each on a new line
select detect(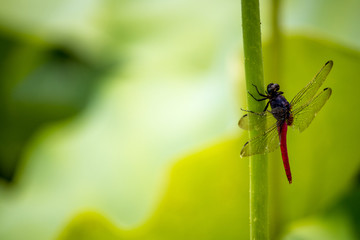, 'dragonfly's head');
267,83,280,95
